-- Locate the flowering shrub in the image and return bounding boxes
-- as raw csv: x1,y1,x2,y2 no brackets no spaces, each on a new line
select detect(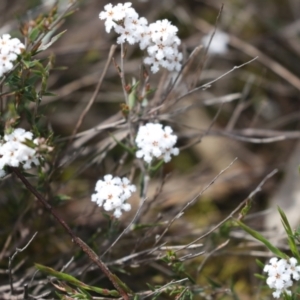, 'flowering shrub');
1,1,300,300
